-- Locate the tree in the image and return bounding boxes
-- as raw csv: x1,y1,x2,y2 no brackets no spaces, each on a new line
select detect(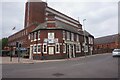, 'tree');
2,38,8,49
